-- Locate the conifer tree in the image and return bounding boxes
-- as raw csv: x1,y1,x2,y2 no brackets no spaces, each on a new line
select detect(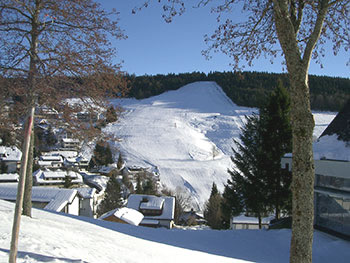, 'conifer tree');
89,140,113,168
226,114,269,229
204,182,223,229
97,176,123,217
260,80,293,219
